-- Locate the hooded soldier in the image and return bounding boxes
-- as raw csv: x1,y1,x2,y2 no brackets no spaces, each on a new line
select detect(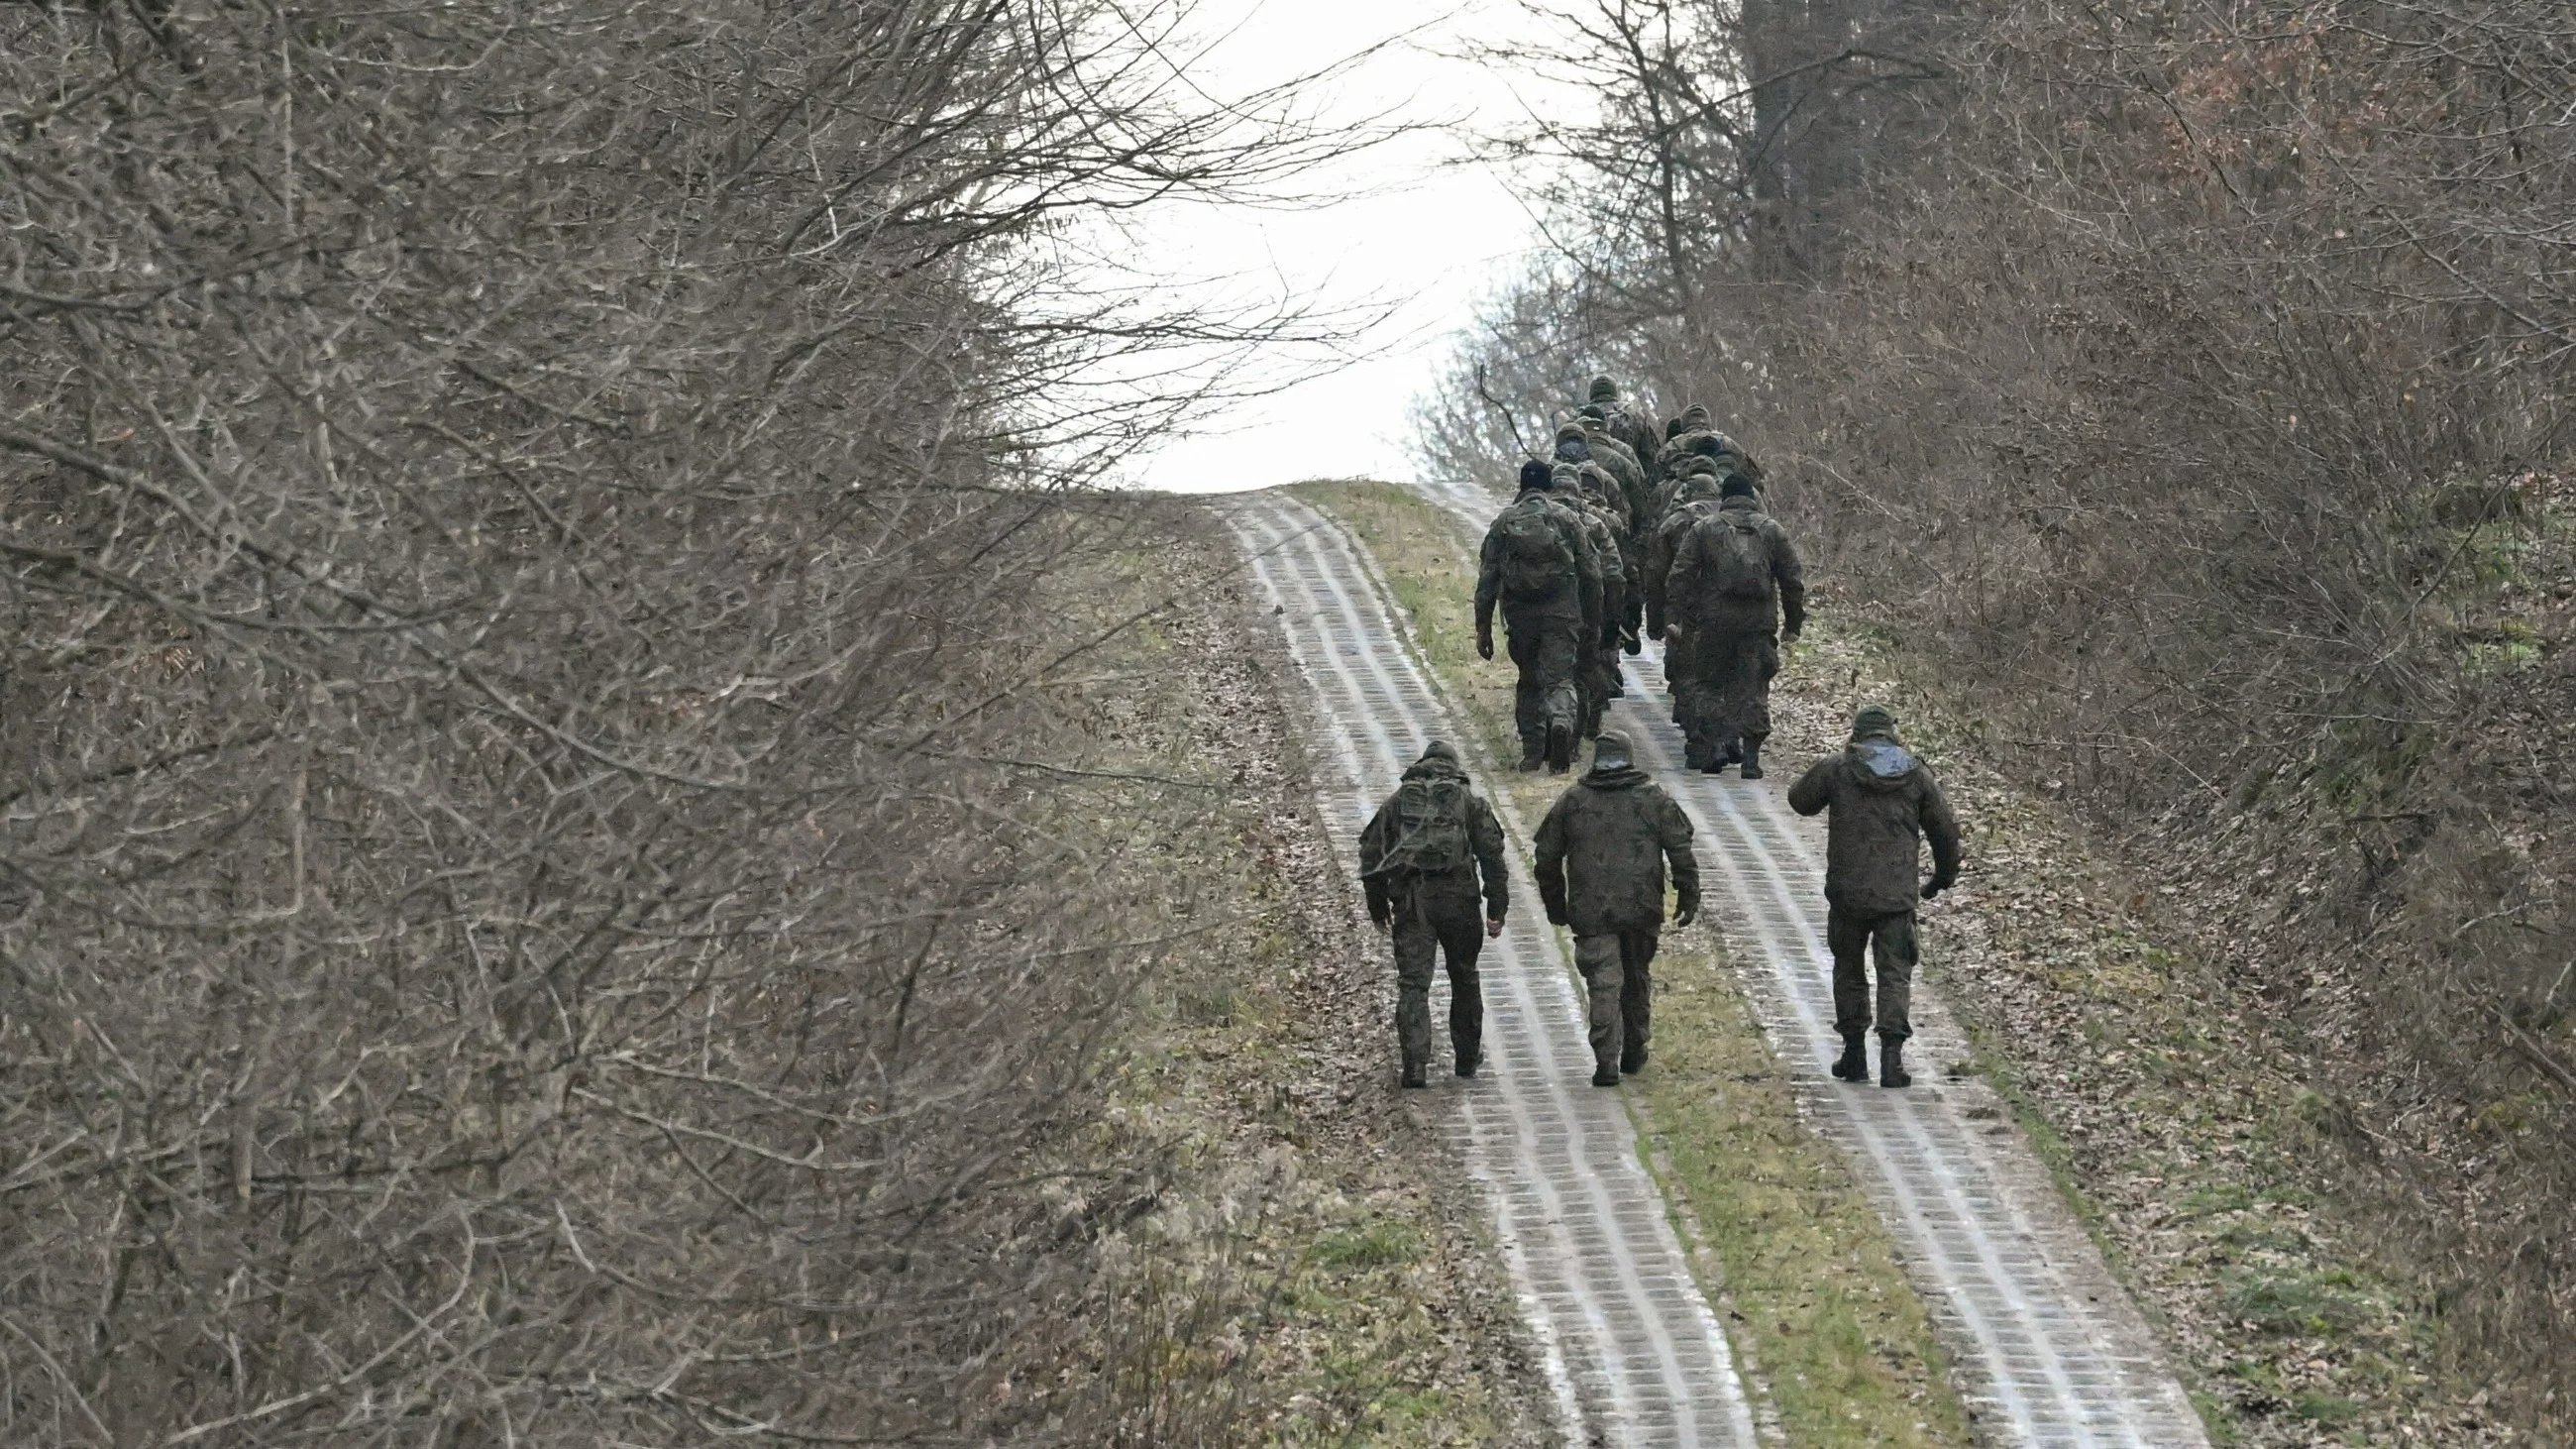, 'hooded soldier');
1787,706,1963,1088
1576,407,1654,532
1665,471,1804,777
1360,740,1511,1086
1554,458,1630,734
1534,731,1699,1086
1584,375,1664,476
1476,459,1602,772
